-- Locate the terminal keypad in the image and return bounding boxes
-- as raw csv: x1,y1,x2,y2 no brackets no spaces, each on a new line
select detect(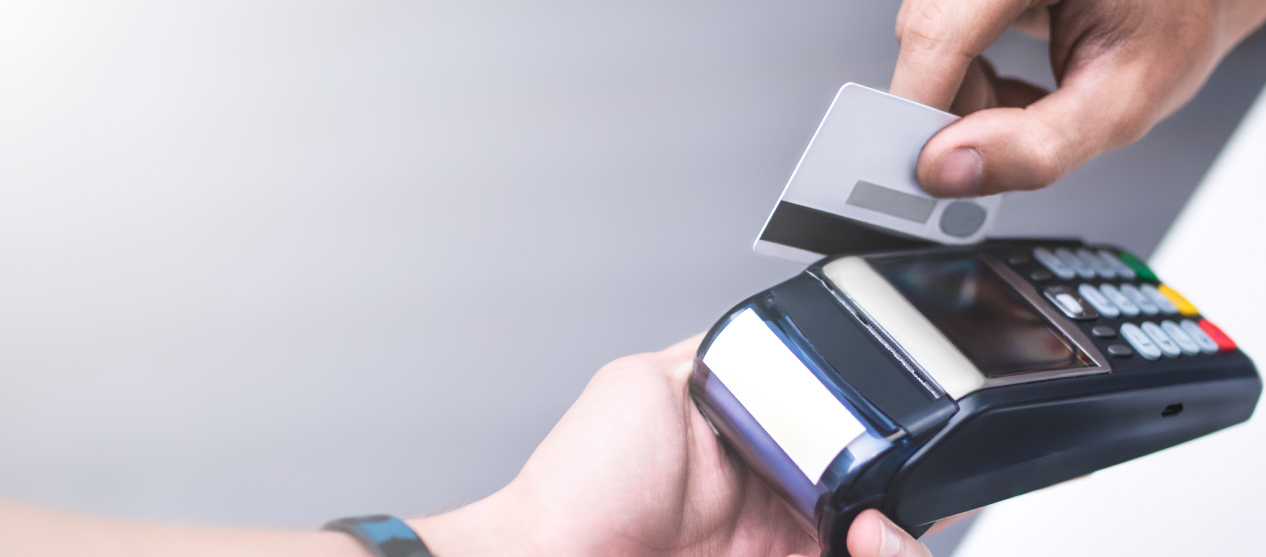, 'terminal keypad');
1020,245,1235,363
